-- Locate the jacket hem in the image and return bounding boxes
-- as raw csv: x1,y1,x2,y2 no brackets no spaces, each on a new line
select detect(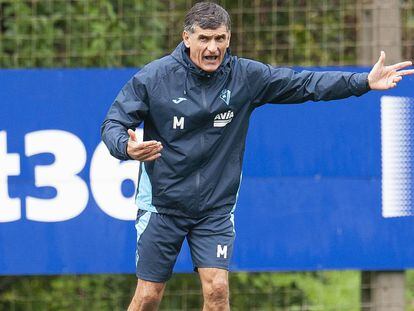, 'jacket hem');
136,201,234,218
